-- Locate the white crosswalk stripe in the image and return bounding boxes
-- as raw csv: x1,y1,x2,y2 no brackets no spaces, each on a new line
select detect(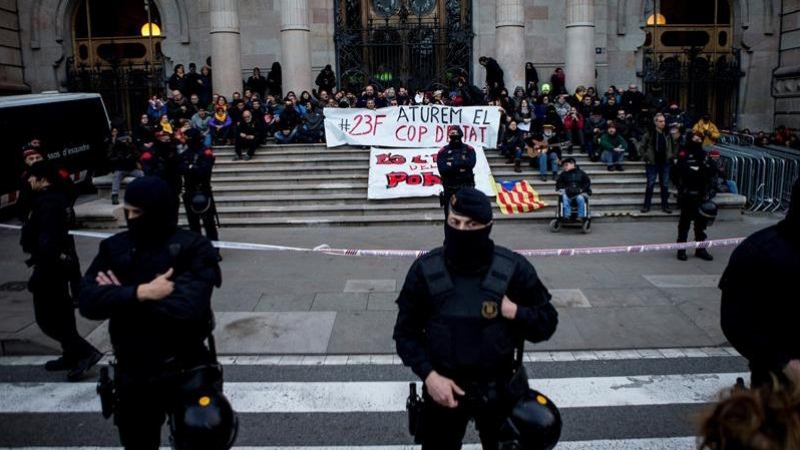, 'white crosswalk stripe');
0,351,745,449
0,373,746,413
